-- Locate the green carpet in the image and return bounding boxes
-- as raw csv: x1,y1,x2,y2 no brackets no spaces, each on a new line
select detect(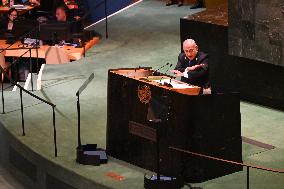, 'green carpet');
0,0,283,188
